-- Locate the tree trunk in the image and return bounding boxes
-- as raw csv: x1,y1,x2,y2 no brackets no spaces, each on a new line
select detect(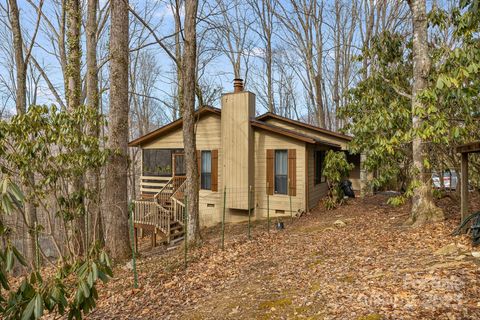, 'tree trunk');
407,0,443,225
66,0,85,255
85,0,104,246
266,32,274,113
8,0,38,269
182,0,200,241
333,0,341,130
173,0,183,119
105,0,131,260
